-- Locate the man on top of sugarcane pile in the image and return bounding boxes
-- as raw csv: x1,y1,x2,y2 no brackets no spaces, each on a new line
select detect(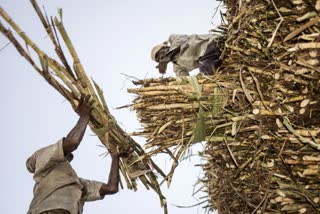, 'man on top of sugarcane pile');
151,34,223,77
26,95,130,214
